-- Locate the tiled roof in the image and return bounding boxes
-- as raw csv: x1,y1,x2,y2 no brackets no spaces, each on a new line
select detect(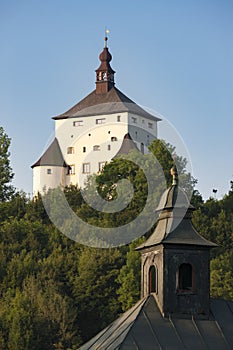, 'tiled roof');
78,295,233,350
53,87,161,122
31,138,67,168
